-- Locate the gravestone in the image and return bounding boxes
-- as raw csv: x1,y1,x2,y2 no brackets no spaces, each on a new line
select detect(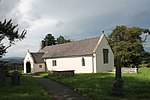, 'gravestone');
48,70,75,77
111,56,125,96
11,71,21,85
